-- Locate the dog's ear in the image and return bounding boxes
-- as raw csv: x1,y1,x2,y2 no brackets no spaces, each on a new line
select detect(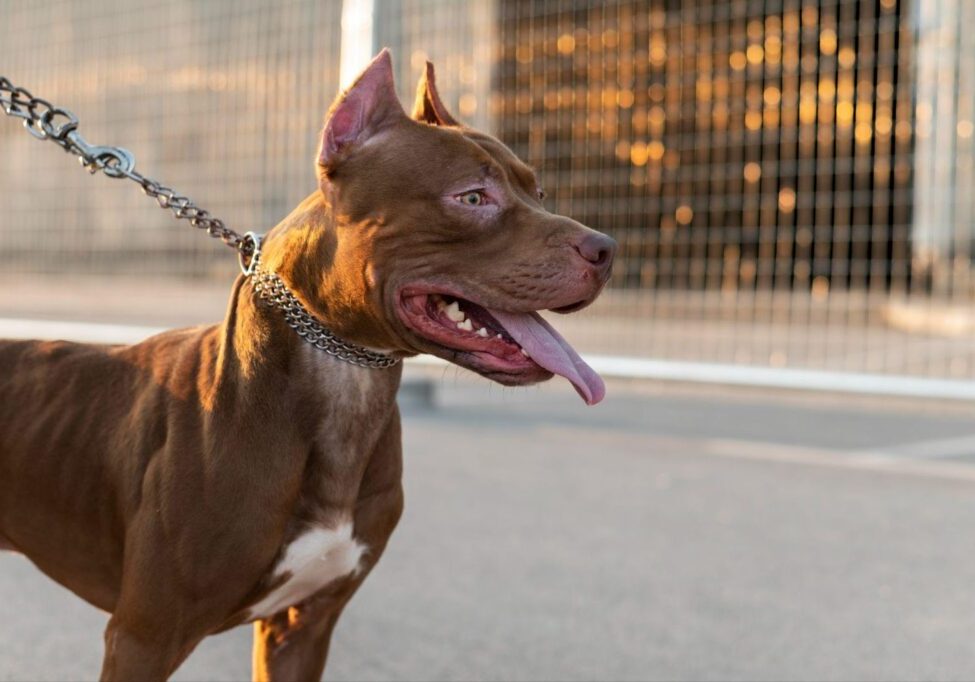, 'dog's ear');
411,61,459,127
319,48,406,173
